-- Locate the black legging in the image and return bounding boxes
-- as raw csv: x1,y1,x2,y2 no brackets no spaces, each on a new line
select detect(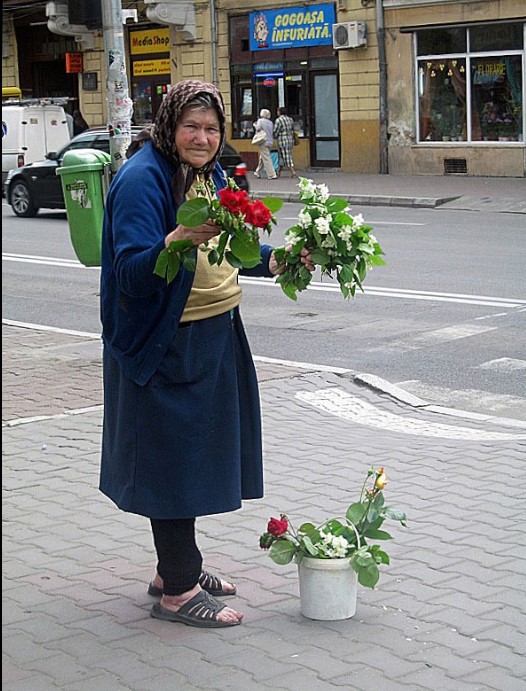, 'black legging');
150,518,203,596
